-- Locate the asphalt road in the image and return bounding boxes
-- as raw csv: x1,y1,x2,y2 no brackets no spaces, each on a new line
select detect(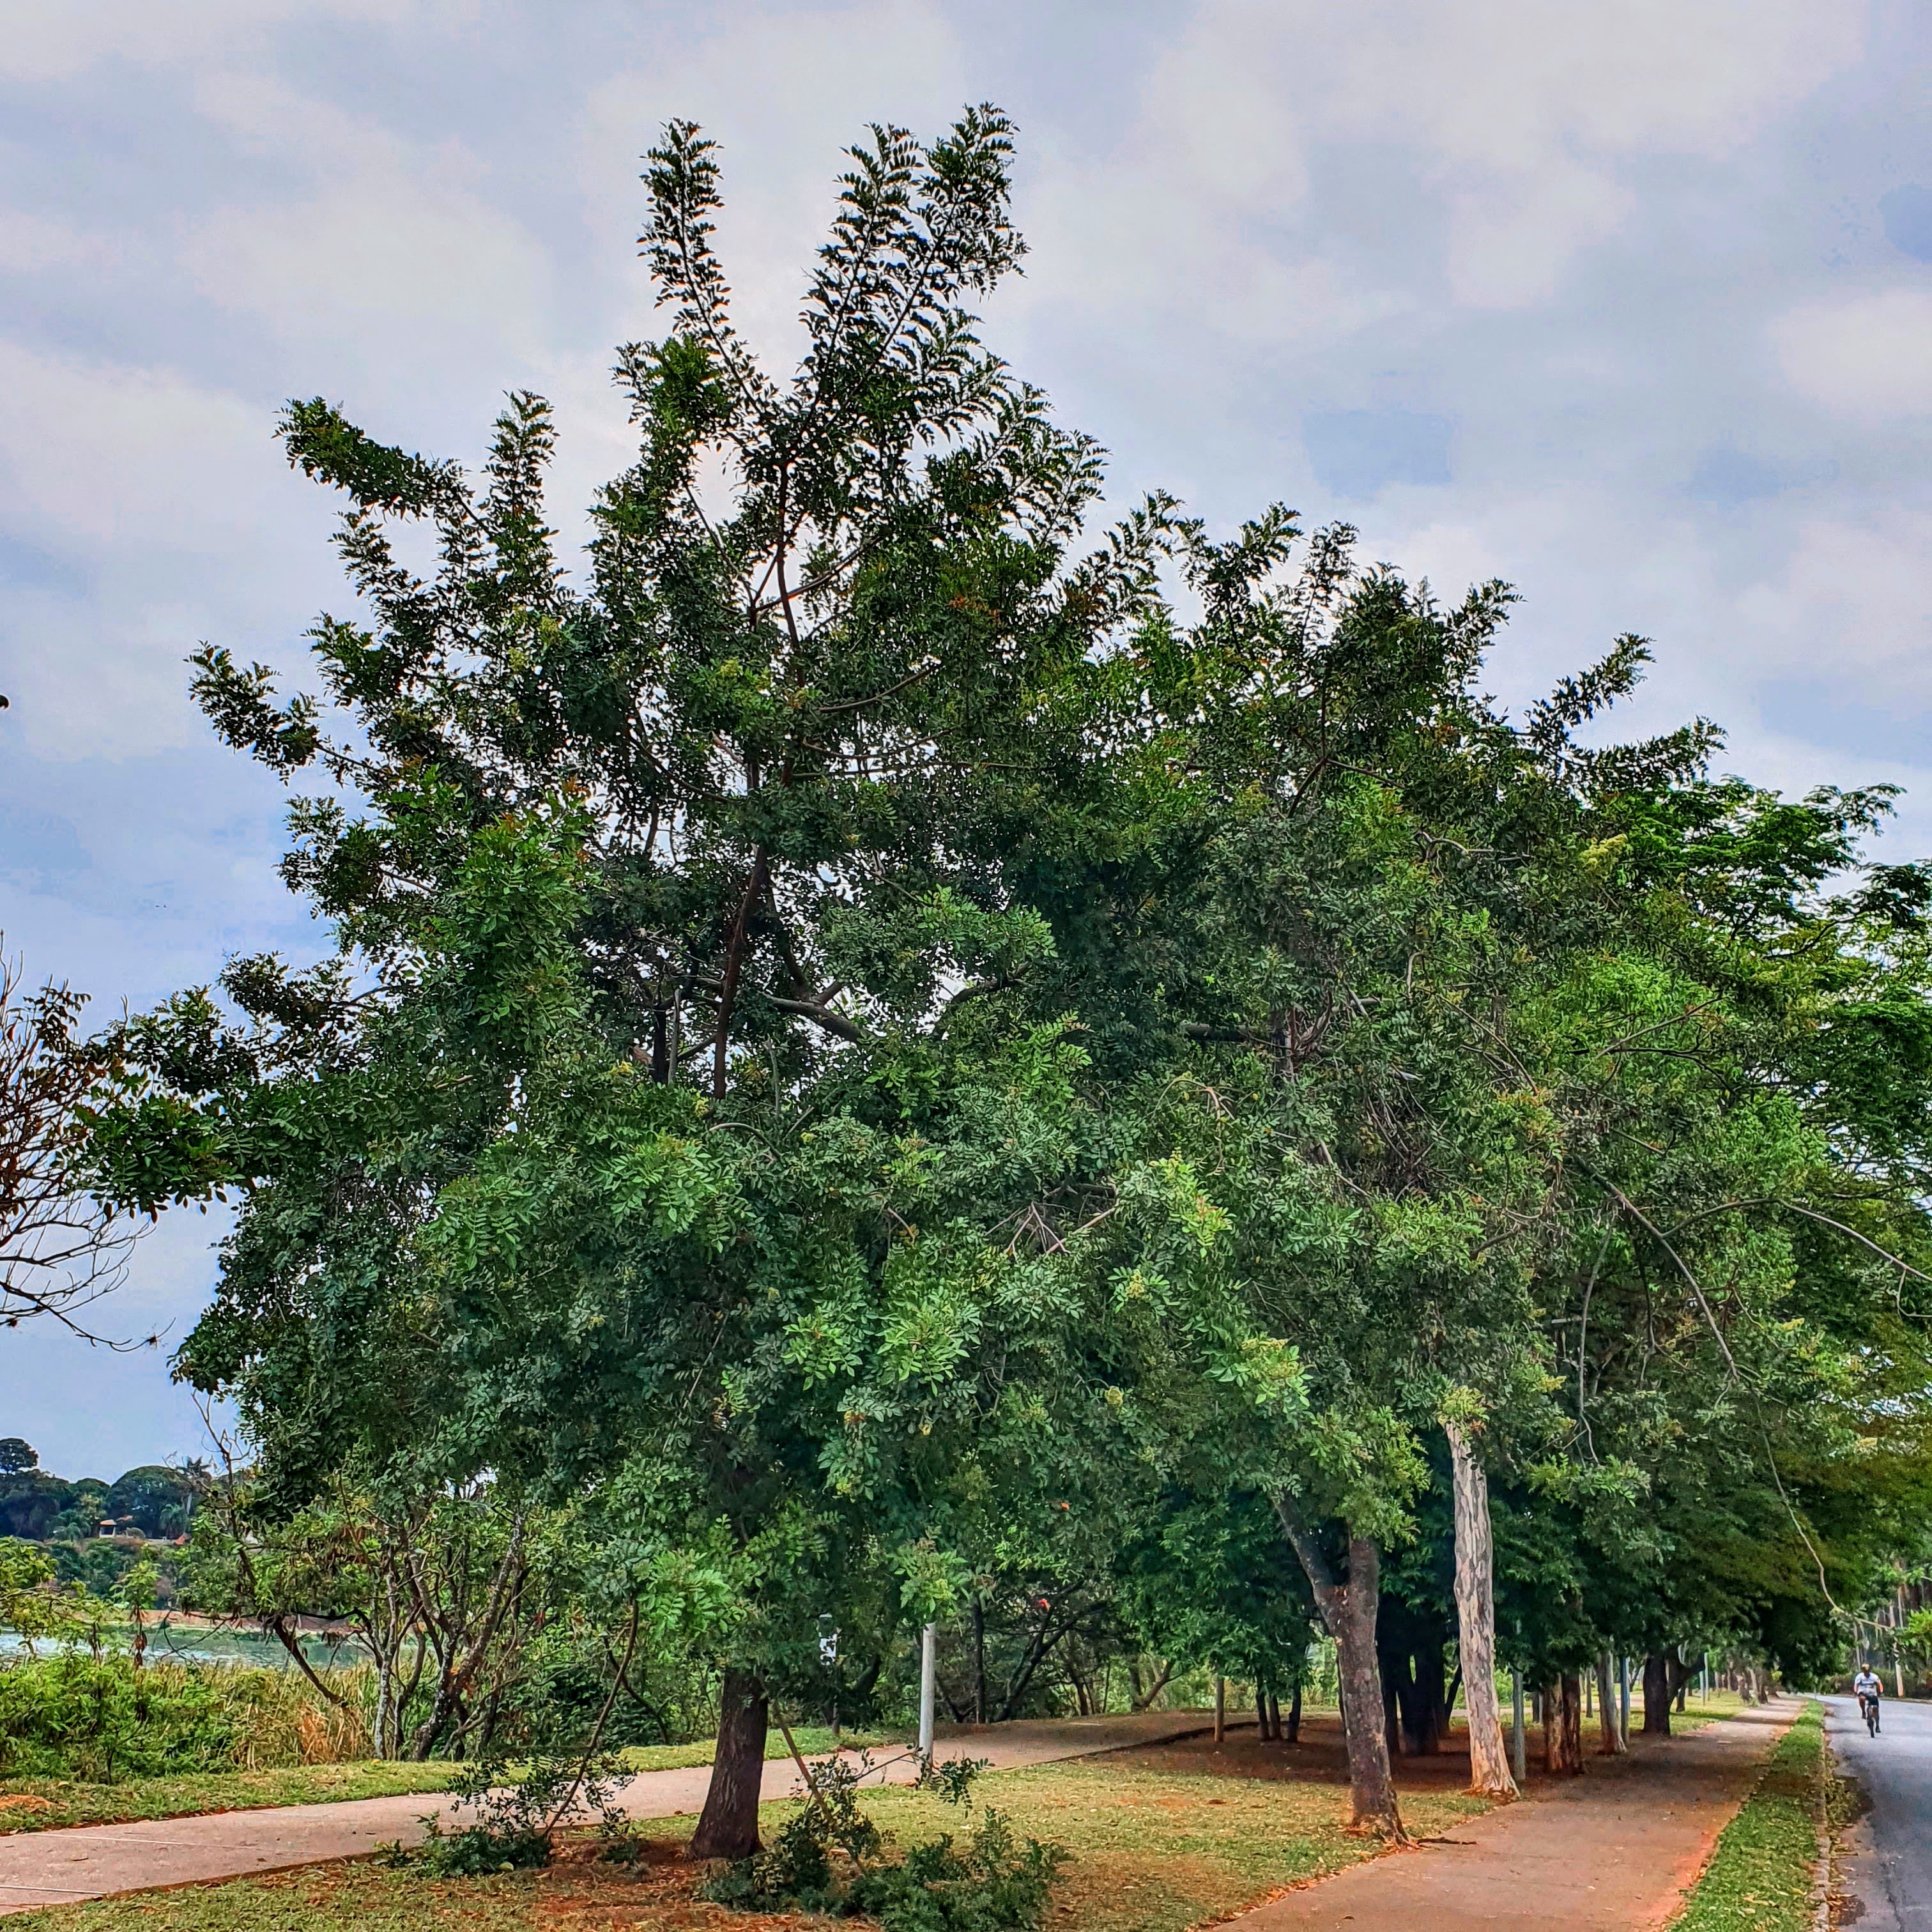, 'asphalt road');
1830,1692,1932,1931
